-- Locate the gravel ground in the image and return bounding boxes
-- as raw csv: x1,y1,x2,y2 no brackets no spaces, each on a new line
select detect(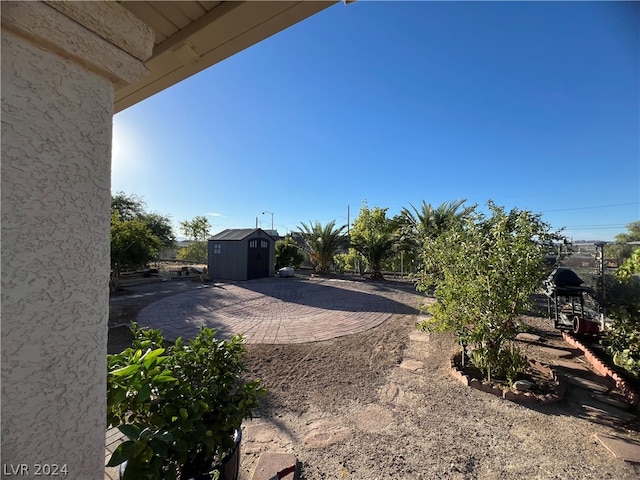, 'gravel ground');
108,278,640,480
242,312,640,480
